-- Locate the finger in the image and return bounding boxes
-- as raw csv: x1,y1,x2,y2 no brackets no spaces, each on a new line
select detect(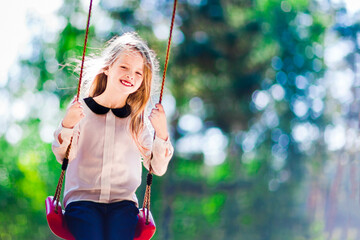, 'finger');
151,109,158,114
150,111,160,117
70,105,80,112
72,102,83,108
72,96,78,103
155,103,164,112
152,107,164,113
71,102,79,108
